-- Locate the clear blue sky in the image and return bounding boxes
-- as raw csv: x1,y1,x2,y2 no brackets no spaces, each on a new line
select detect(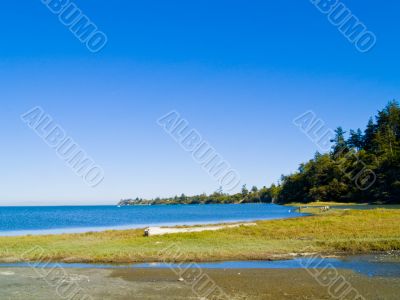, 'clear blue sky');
0,1,399,205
